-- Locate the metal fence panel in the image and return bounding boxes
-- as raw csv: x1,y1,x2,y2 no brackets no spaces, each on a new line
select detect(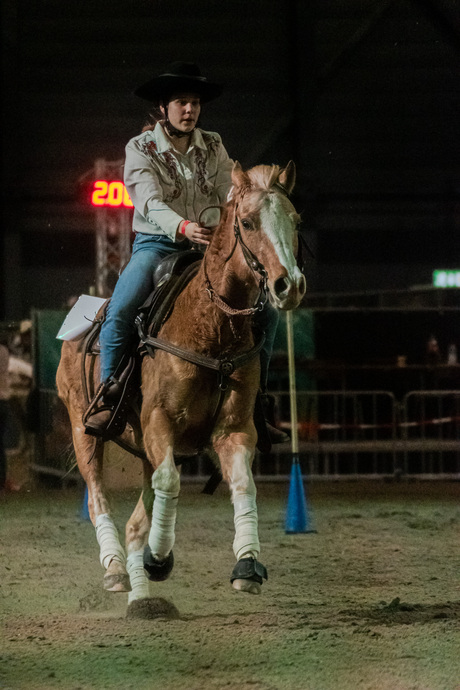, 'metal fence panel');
268,390,399,478
31,389,460,484
401,390,460,477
